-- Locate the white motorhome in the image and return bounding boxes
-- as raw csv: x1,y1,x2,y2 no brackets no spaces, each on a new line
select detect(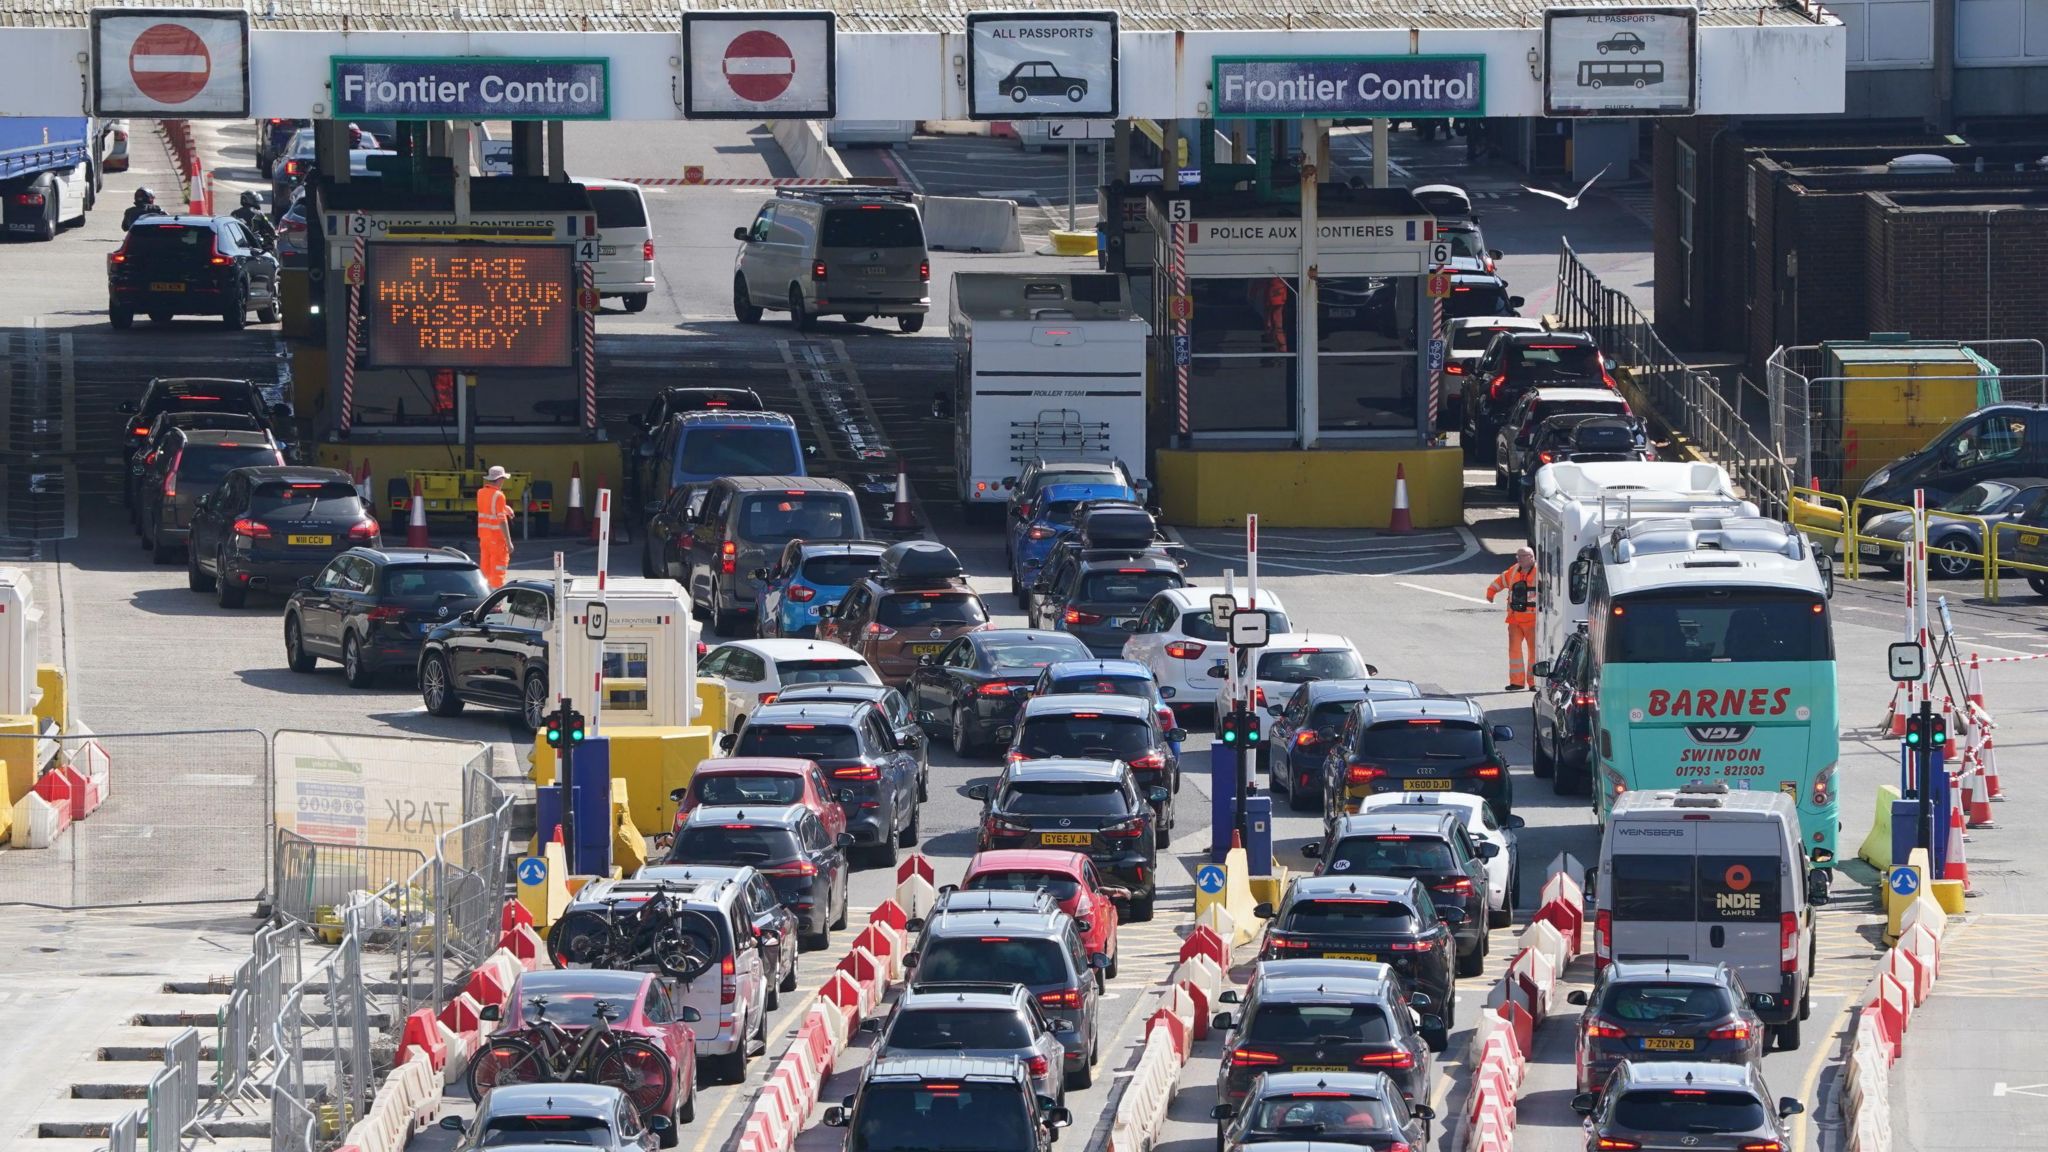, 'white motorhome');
1529,461,1756,661
946,272,1150,513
